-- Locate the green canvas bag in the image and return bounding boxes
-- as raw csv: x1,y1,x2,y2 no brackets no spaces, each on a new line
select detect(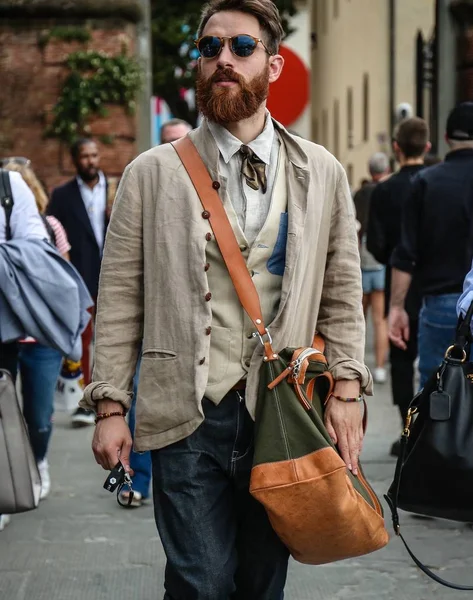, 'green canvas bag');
173,136,389,565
